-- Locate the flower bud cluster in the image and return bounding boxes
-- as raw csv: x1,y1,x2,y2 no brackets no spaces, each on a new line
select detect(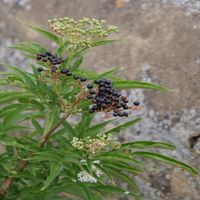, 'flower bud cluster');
71,134,112,154
48,17,119,49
